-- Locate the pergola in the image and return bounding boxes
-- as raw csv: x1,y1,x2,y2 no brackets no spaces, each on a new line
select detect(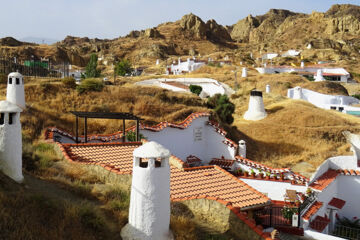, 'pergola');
70,111,142,143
